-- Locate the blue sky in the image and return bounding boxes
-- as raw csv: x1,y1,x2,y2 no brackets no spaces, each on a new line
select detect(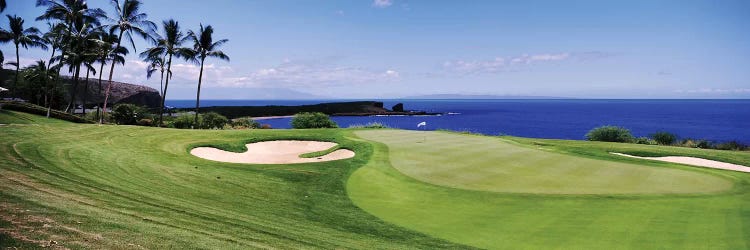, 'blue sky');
2,0,749,99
